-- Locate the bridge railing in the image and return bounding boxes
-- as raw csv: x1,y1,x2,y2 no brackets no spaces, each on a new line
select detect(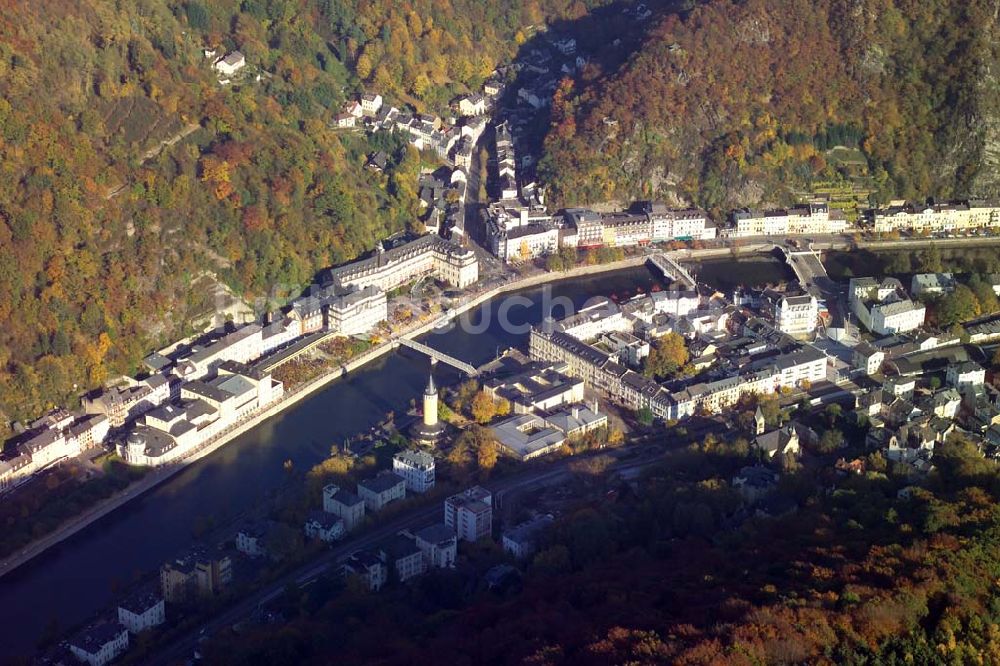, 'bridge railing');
397,337,478,376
